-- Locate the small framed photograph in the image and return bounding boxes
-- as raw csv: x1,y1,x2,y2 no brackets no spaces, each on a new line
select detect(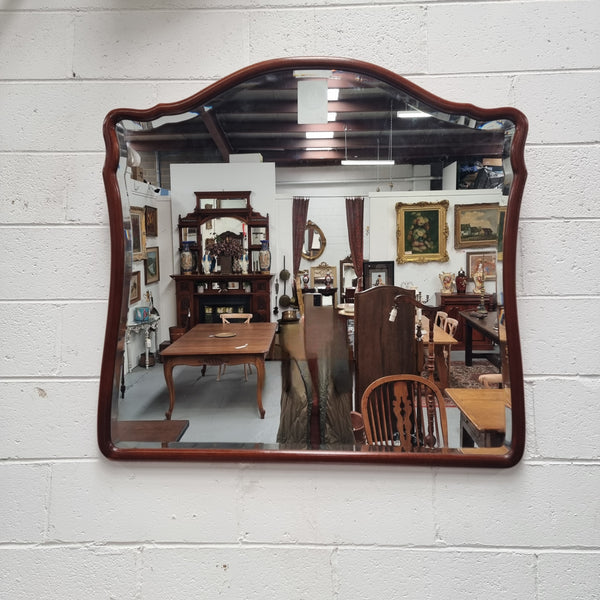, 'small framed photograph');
144,246,160,284
130,206,147,261
396,200,449,263
466,251,497,280
363,261,394,289
454,202,499,249
144,205,158,237
129,271,141,304
227,281,240,290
